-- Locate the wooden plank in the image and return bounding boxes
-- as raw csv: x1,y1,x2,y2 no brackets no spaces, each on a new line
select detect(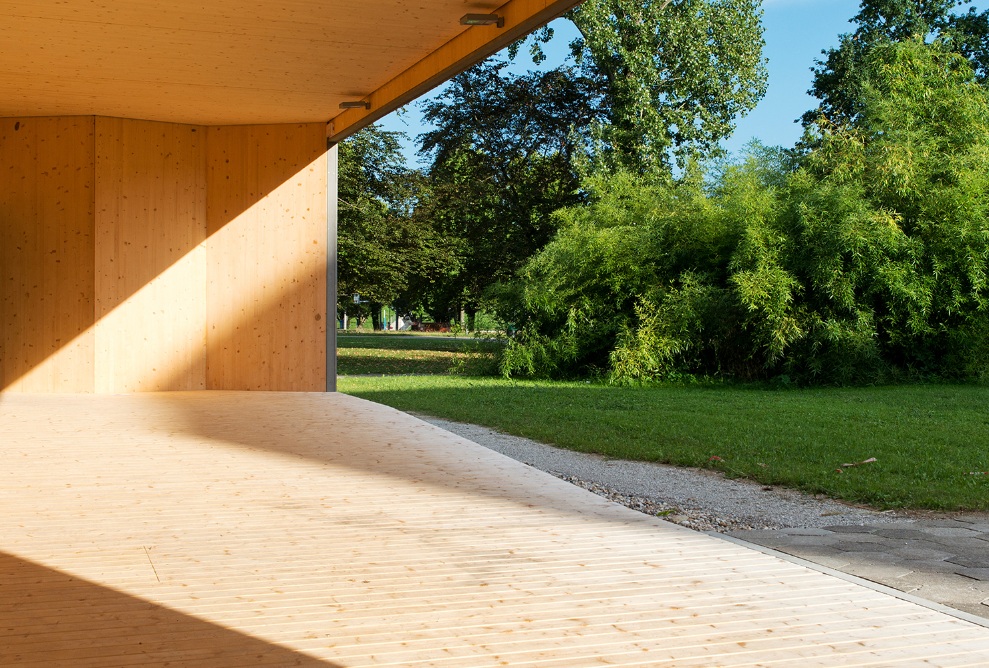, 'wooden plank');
93,118,208,392
0,117,96,392
2,117,327,394
205,124,327,391
1,392,988,666
327,0,584,141
0,0,580,127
